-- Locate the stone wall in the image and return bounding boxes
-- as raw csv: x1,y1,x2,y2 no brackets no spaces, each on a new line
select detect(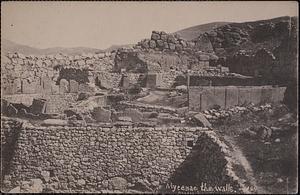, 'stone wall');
204,16,298,85
137,31,191,52
1,94,77,114
114,49,218,74
159,72,183,88
95,72,122,89
2,120,245,192
139,52,190,72
113,30,220,74
136,31,215,55
1,52,115,95
189,75,268,86
1,117,23,177
189,86,286,111
227,49,276,78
